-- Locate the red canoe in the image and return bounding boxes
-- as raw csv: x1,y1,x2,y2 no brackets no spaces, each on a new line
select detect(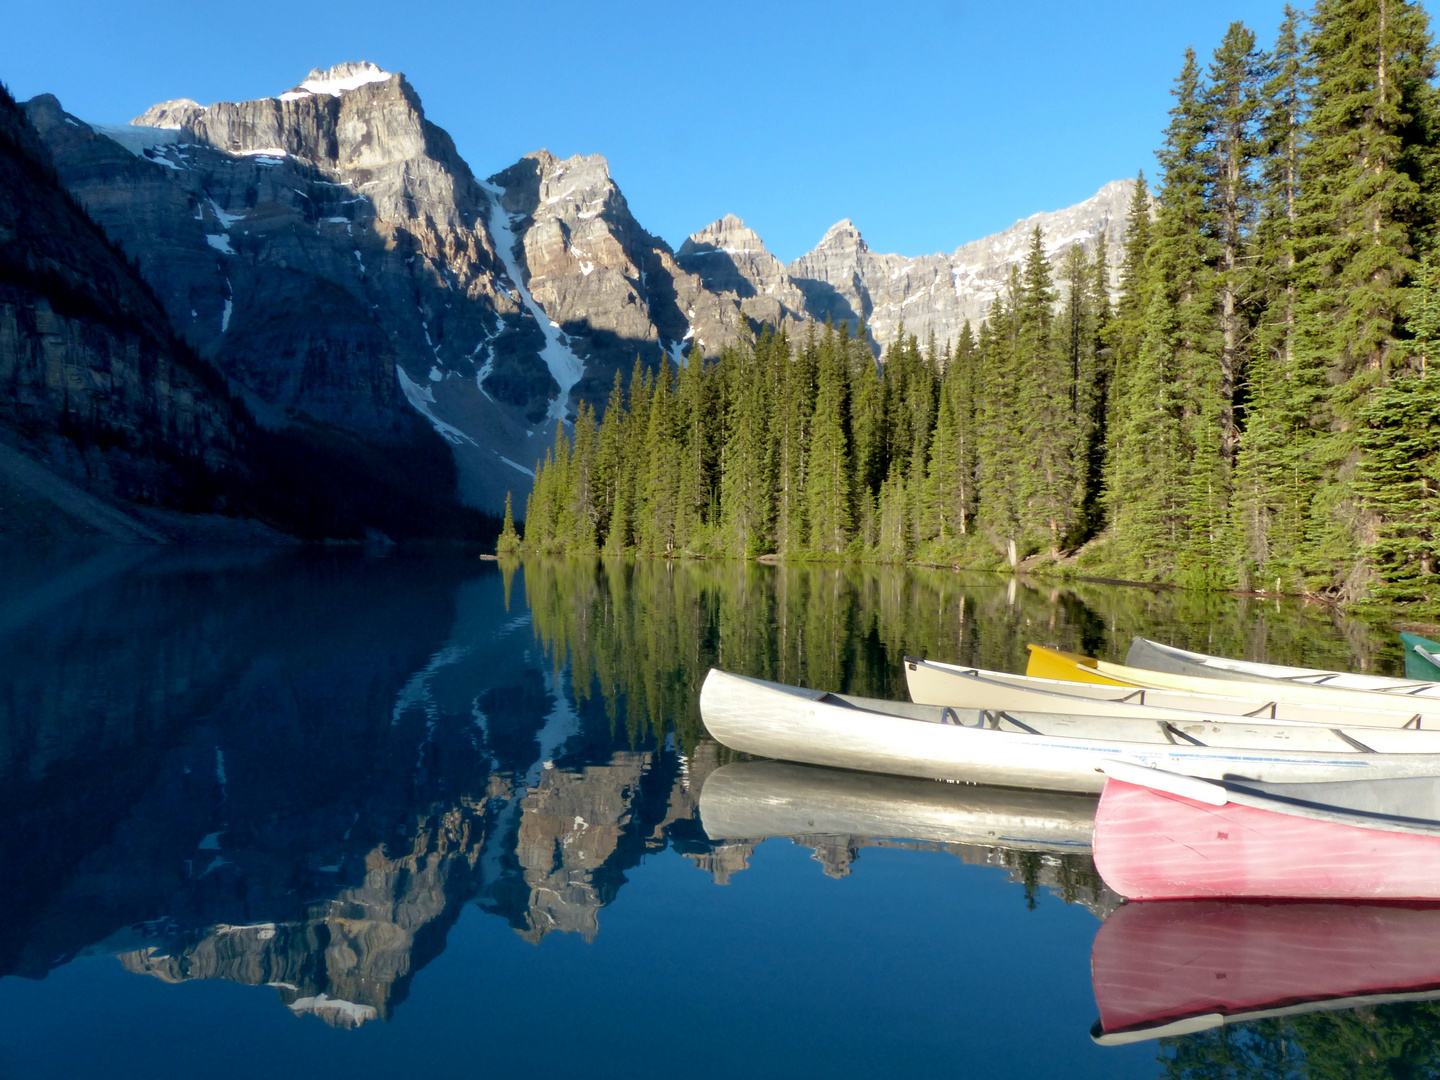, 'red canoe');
1092,900,1440,1044
1093,762,1440,901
